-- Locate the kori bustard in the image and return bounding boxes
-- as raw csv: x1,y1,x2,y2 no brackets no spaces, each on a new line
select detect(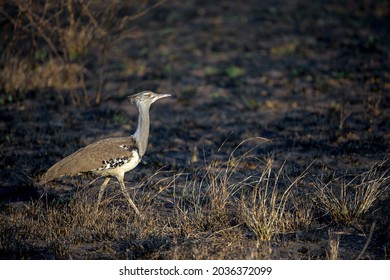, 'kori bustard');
40,91,171,217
